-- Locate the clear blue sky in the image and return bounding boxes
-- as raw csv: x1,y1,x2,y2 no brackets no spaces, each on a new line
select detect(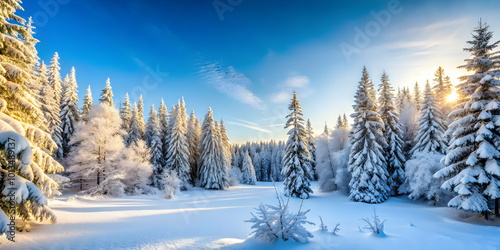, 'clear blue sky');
20,0,500,143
